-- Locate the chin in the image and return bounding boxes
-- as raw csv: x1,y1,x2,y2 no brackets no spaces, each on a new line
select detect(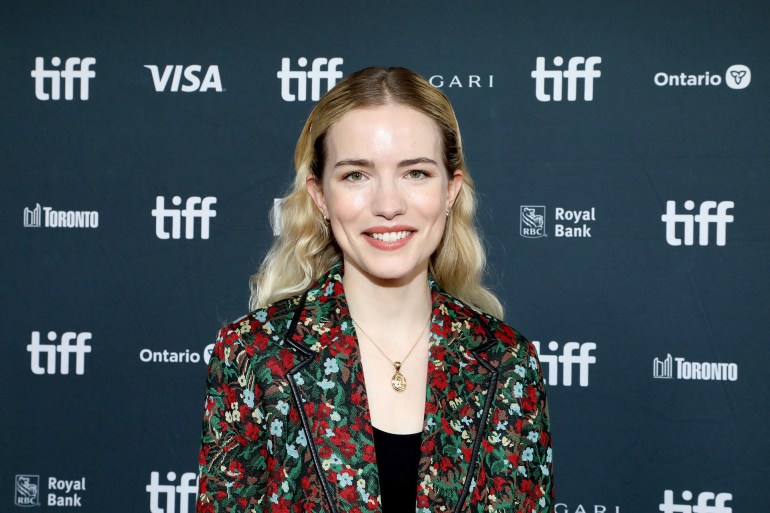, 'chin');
358,259,429,285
